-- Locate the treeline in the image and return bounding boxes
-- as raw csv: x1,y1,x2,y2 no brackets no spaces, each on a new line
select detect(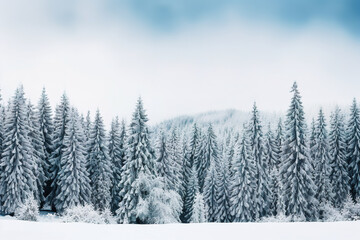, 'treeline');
0,82,359,223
